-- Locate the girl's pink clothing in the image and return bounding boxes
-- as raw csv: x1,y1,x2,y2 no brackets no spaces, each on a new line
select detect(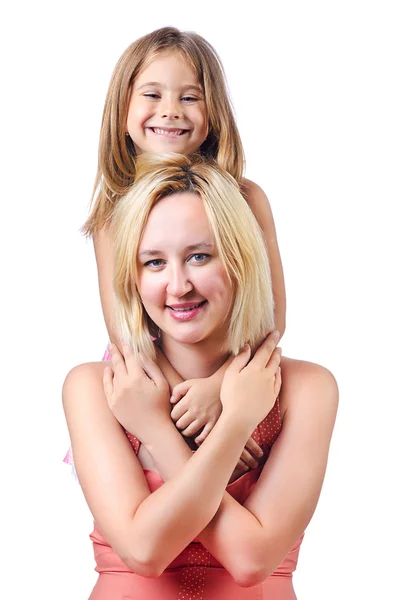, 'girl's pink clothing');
88,399,303,599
